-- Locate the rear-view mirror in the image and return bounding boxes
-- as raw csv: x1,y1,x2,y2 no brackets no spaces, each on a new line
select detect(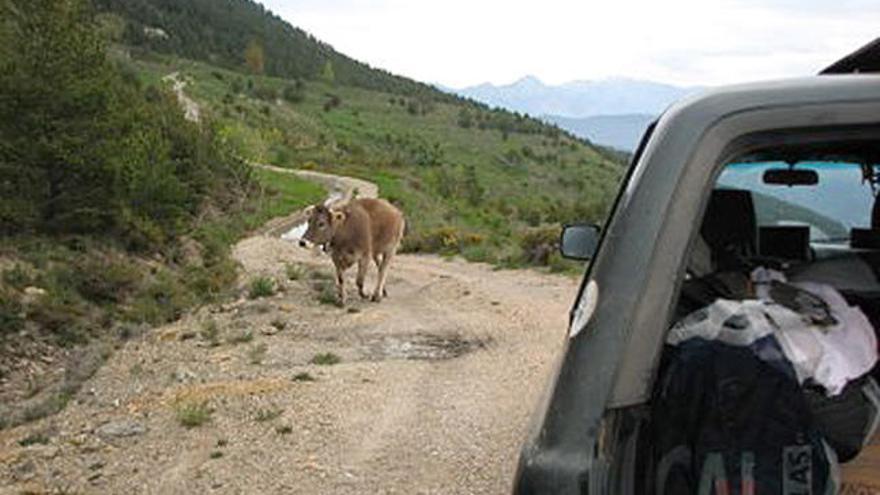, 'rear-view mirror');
763,168,819,186
560,224,600,261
